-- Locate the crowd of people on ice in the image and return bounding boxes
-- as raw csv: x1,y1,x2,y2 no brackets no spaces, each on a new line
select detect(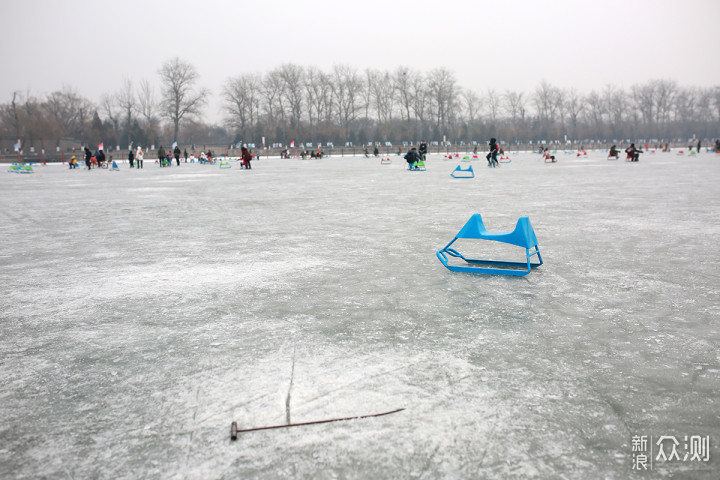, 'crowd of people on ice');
68,144,257,170
59,137,720,172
